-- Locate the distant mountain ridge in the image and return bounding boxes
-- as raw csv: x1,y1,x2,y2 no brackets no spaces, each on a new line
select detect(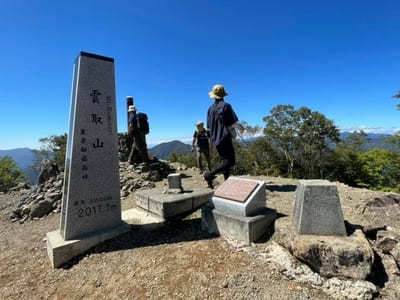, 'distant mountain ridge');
0,148,38,183
150,140,191,159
